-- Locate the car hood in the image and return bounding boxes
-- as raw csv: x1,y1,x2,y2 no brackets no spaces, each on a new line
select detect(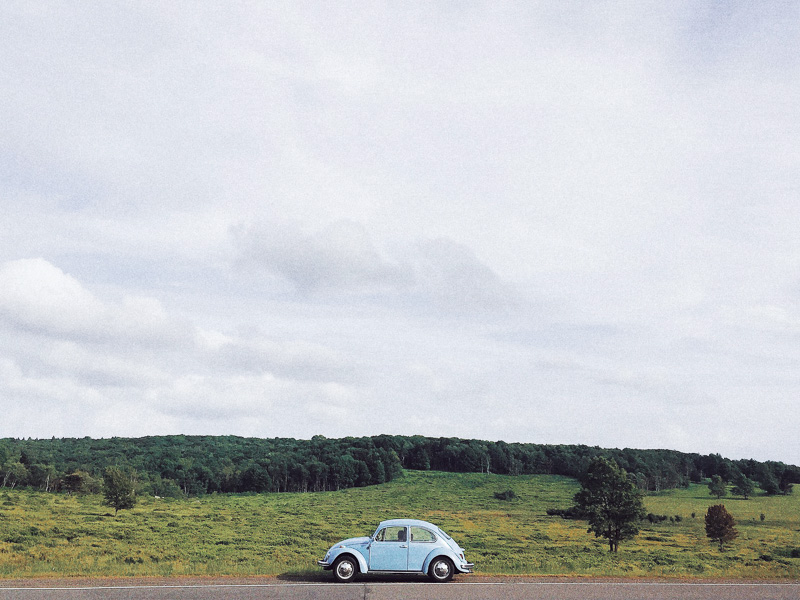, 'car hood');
336,536,371,548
